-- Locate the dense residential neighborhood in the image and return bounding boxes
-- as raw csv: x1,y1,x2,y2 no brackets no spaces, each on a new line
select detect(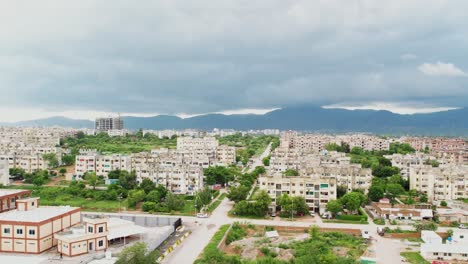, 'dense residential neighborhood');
0,124,466,263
